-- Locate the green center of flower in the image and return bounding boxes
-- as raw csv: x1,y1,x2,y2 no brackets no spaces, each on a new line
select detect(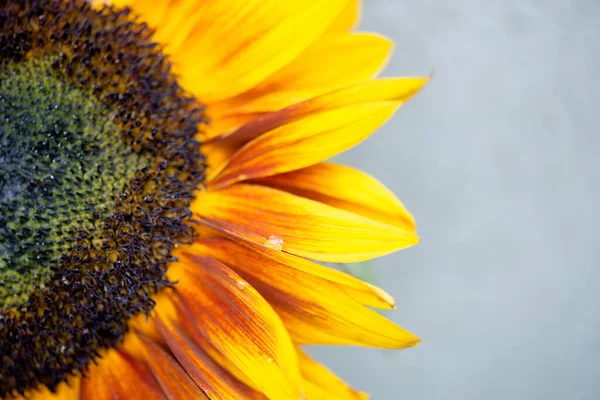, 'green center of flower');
0,57,151,309
0,0,206,396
